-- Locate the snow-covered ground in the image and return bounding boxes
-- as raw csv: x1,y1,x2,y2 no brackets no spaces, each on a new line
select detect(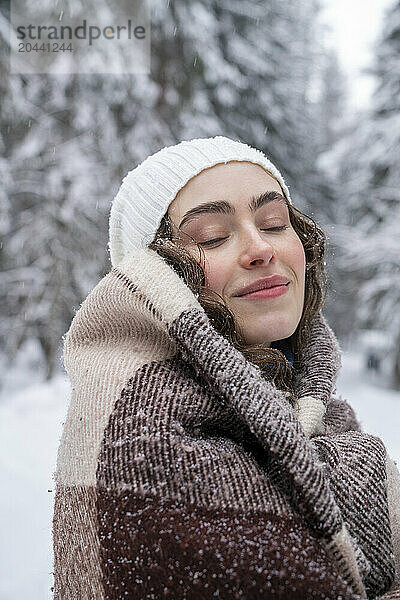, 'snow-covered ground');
0,373,69,600
0,347,399,600
337,348,400,465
